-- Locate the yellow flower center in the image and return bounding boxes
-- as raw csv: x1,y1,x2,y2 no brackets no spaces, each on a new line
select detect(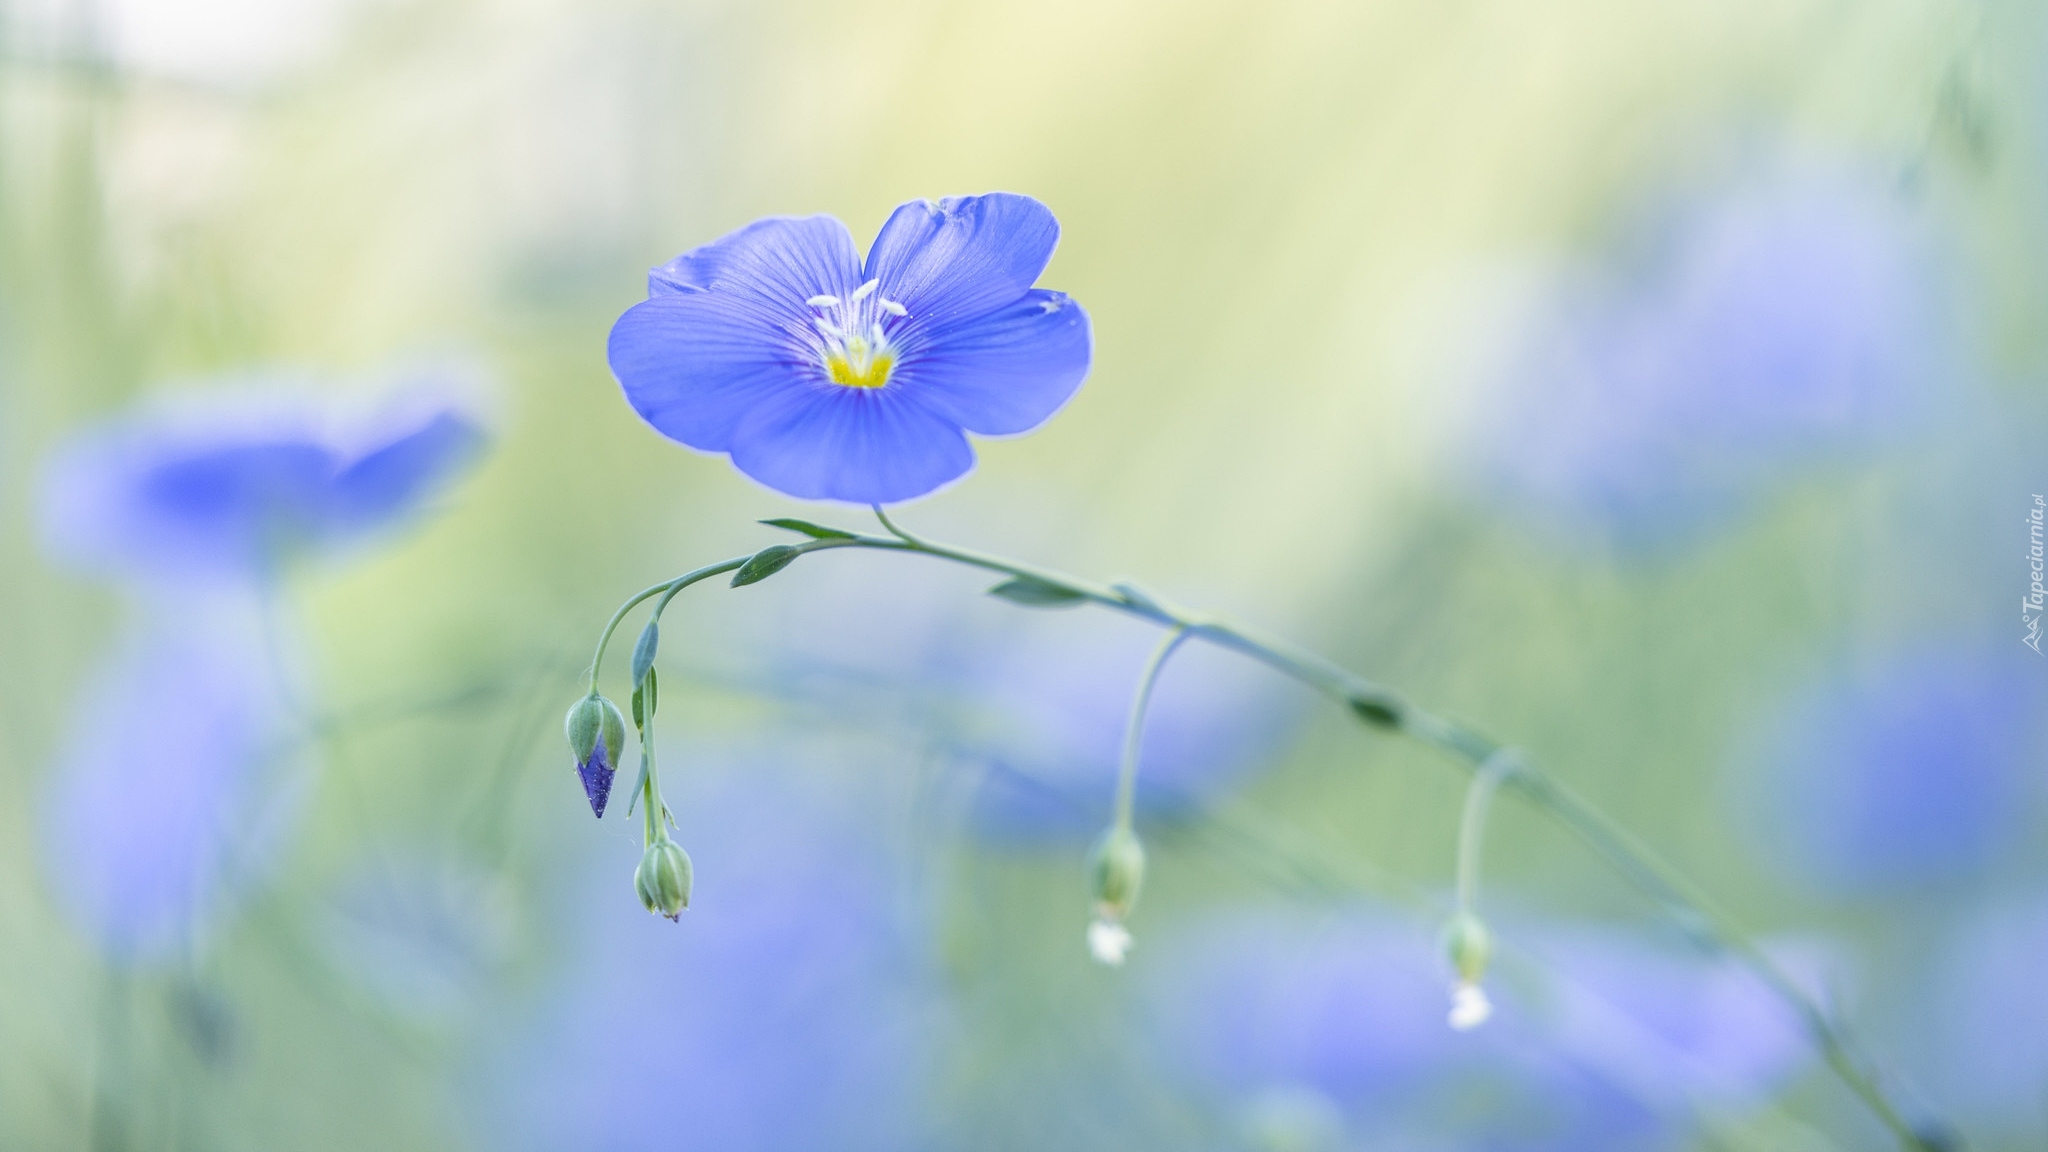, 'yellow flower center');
824,333,894,389
807,278,908,390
